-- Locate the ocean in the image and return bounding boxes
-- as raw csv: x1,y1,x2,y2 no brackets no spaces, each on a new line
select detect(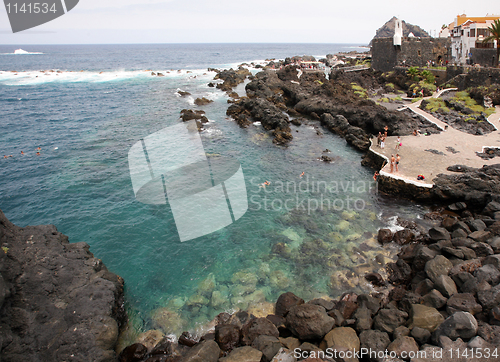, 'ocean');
0,43,430,339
